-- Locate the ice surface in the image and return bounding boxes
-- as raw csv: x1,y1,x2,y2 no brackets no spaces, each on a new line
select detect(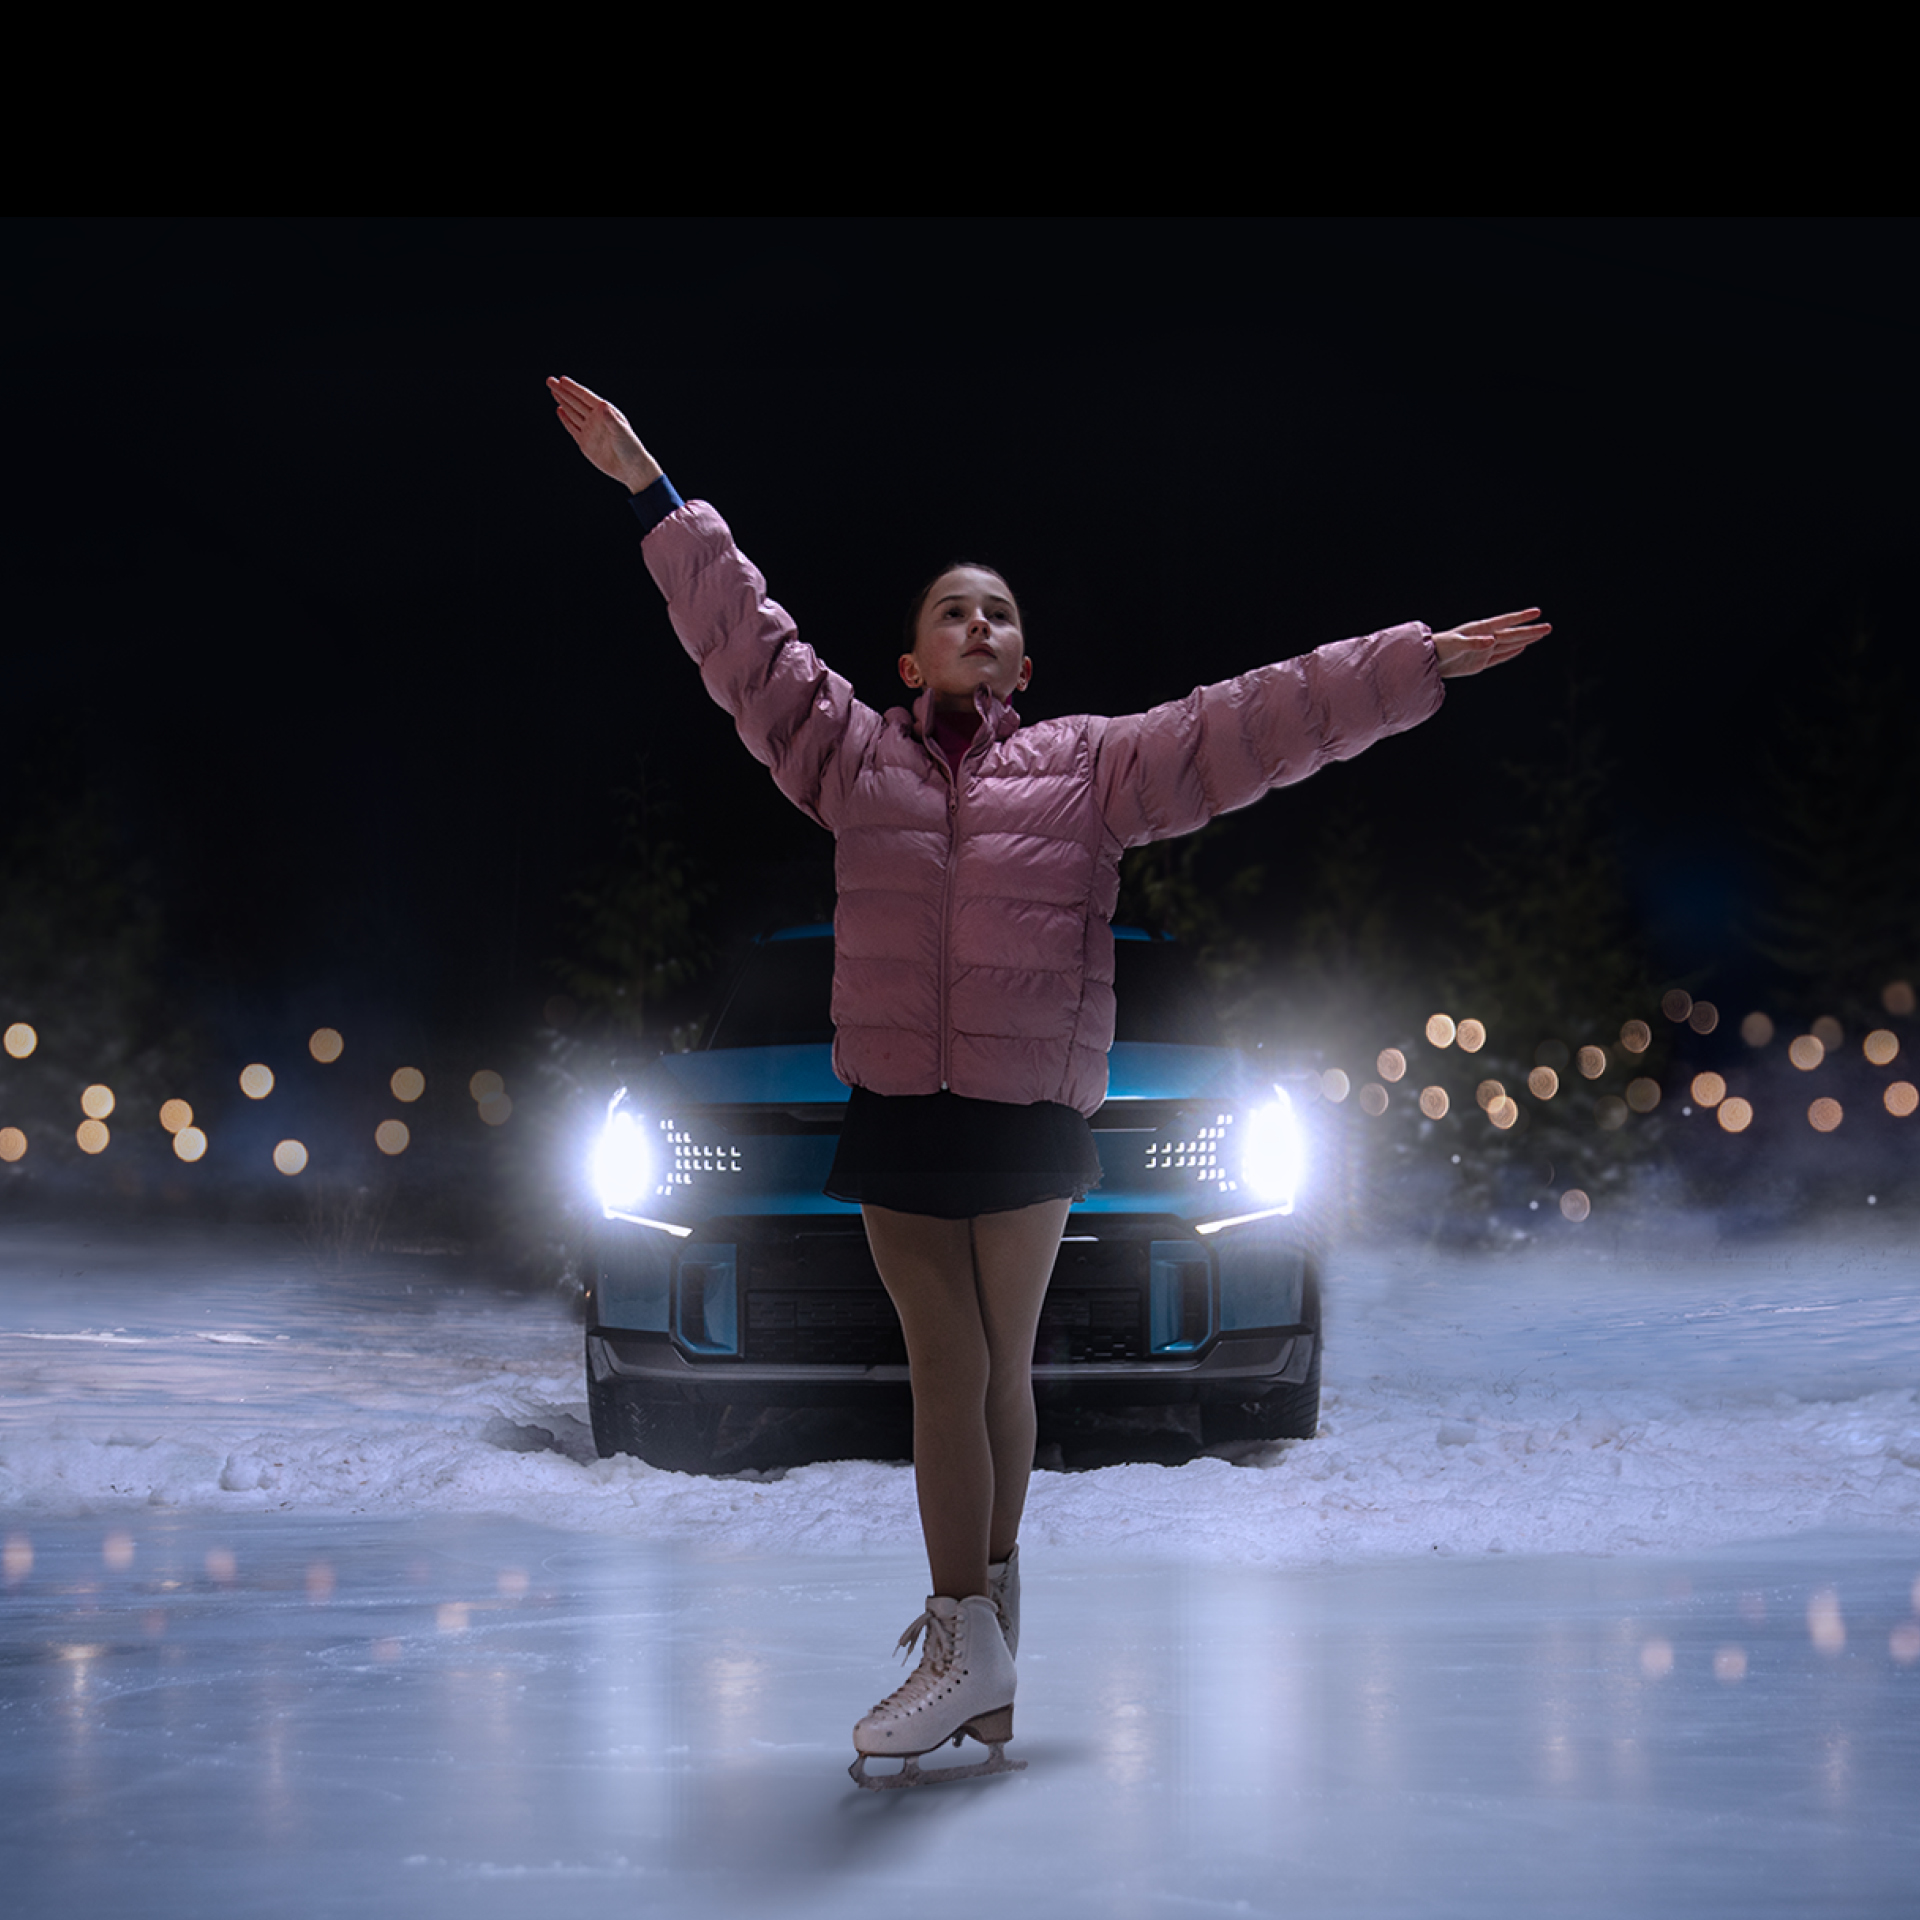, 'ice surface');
3,1217,1919,1915
3,1515,1917,1918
